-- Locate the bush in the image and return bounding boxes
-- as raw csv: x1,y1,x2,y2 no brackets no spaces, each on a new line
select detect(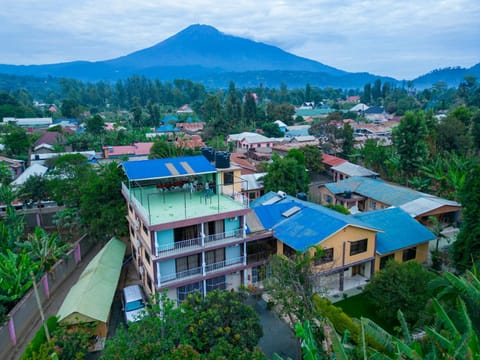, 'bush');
21,316,59,360
313,295,359,341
